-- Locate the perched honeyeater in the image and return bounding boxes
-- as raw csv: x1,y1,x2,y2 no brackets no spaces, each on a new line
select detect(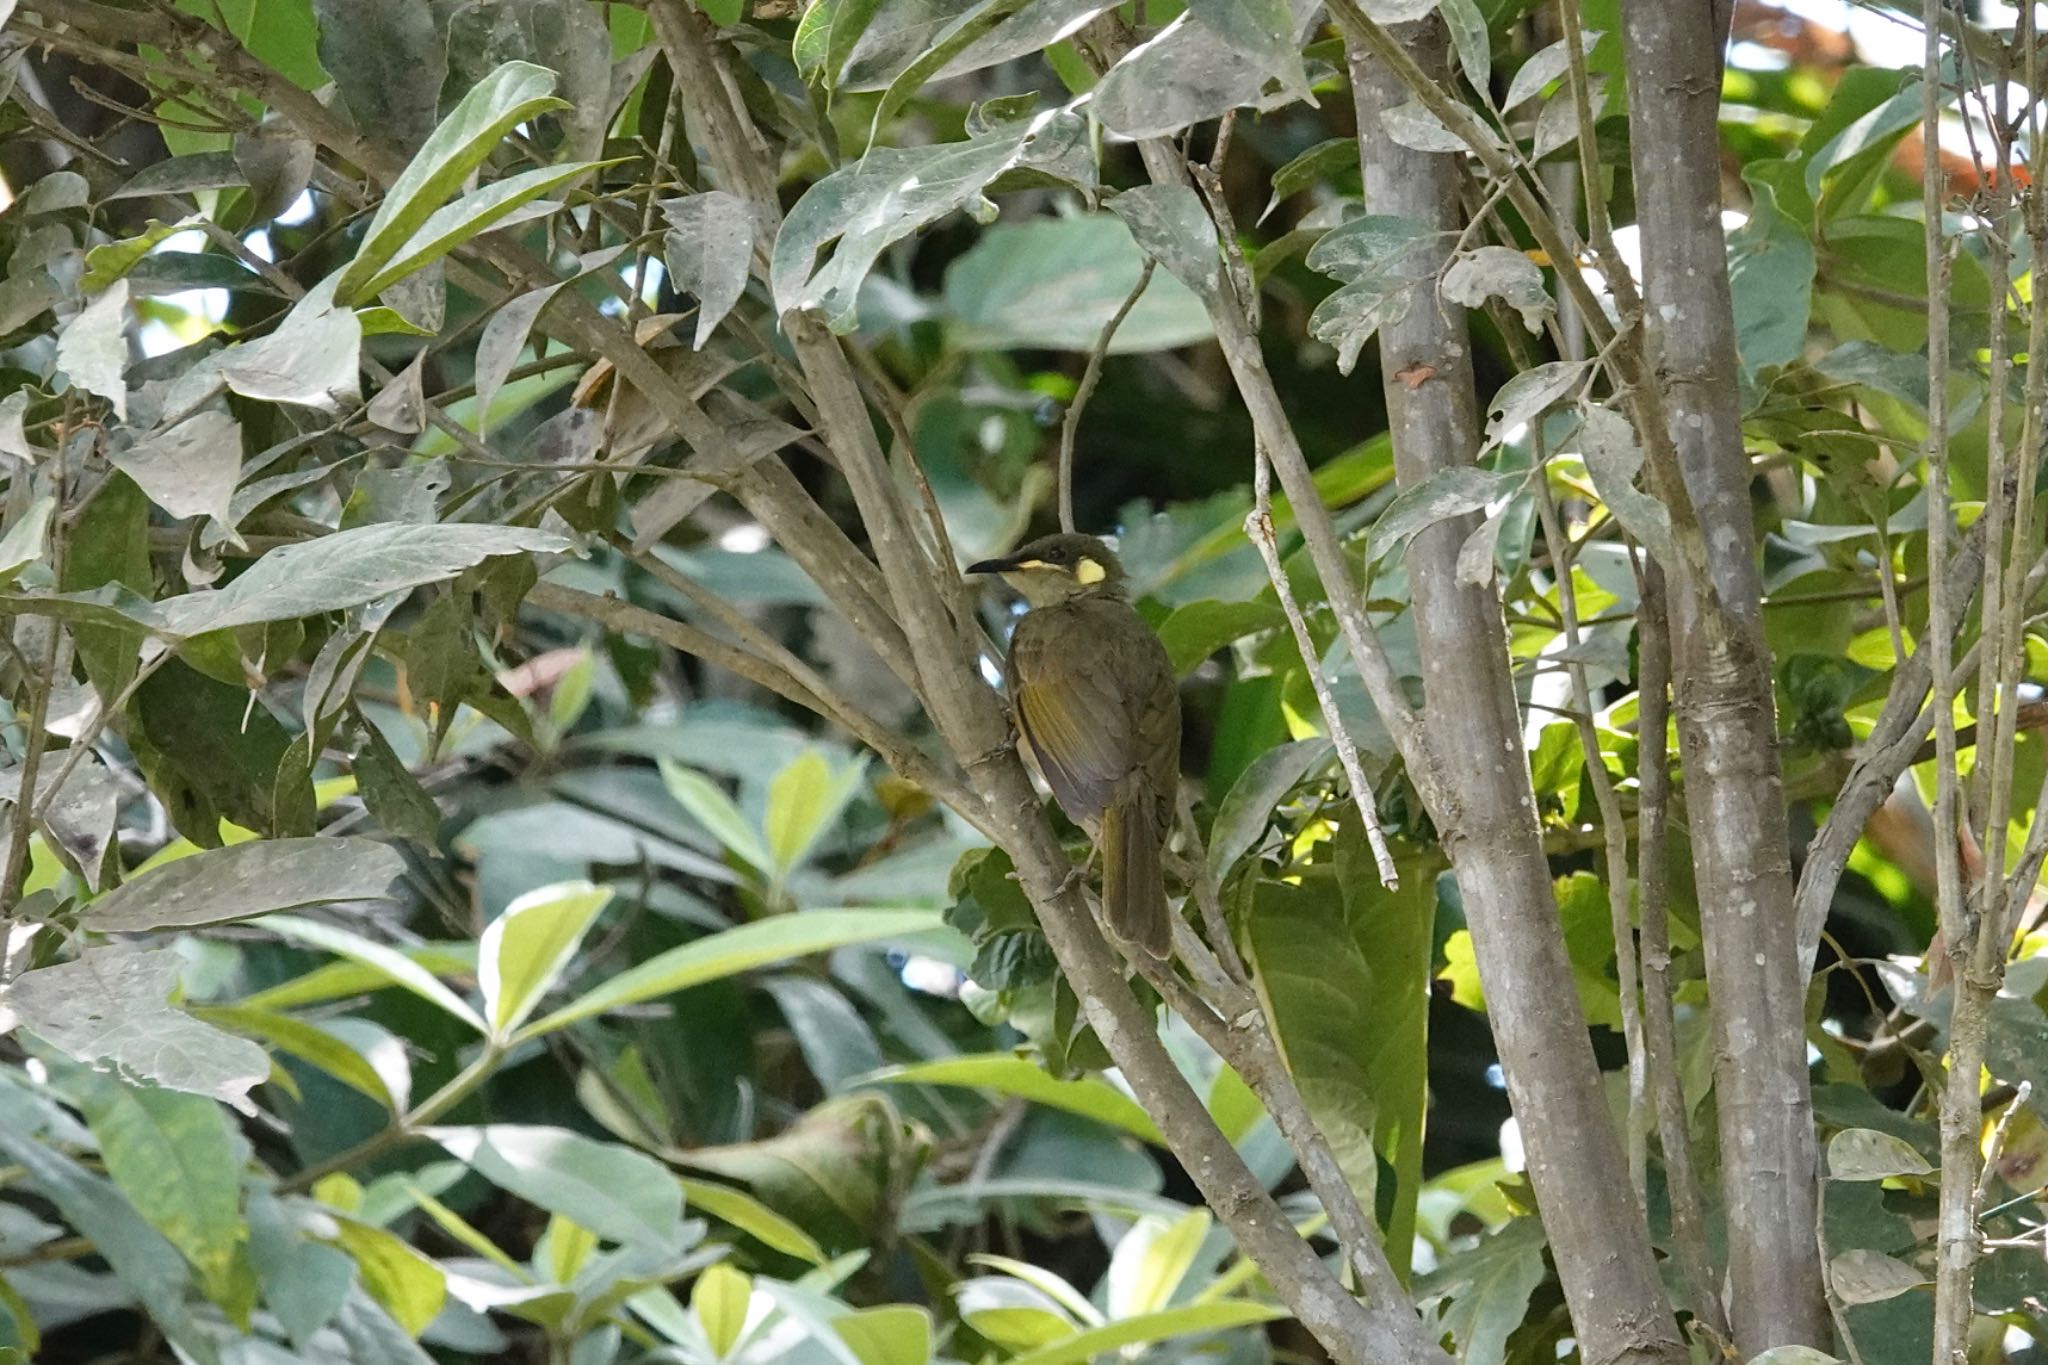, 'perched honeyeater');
966,533,1180,959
